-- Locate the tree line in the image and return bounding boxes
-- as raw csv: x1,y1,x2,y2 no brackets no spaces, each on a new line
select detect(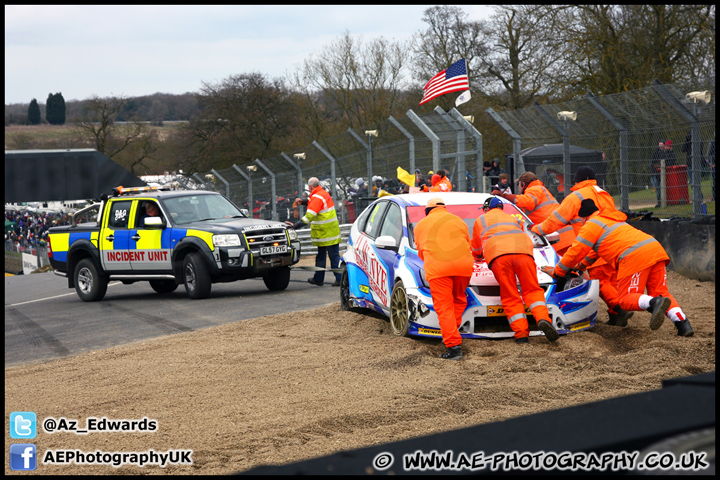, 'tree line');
5,5,715,178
